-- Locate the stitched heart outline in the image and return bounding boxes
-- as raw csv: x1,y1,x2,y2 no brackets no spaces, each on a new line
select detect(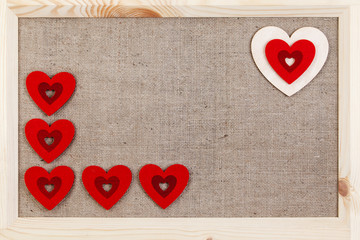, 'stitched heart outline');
24,166,74,210
139,164,189,209
25,119,75,163
251,27,329,96
26,71,76,116
82,165,132,210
